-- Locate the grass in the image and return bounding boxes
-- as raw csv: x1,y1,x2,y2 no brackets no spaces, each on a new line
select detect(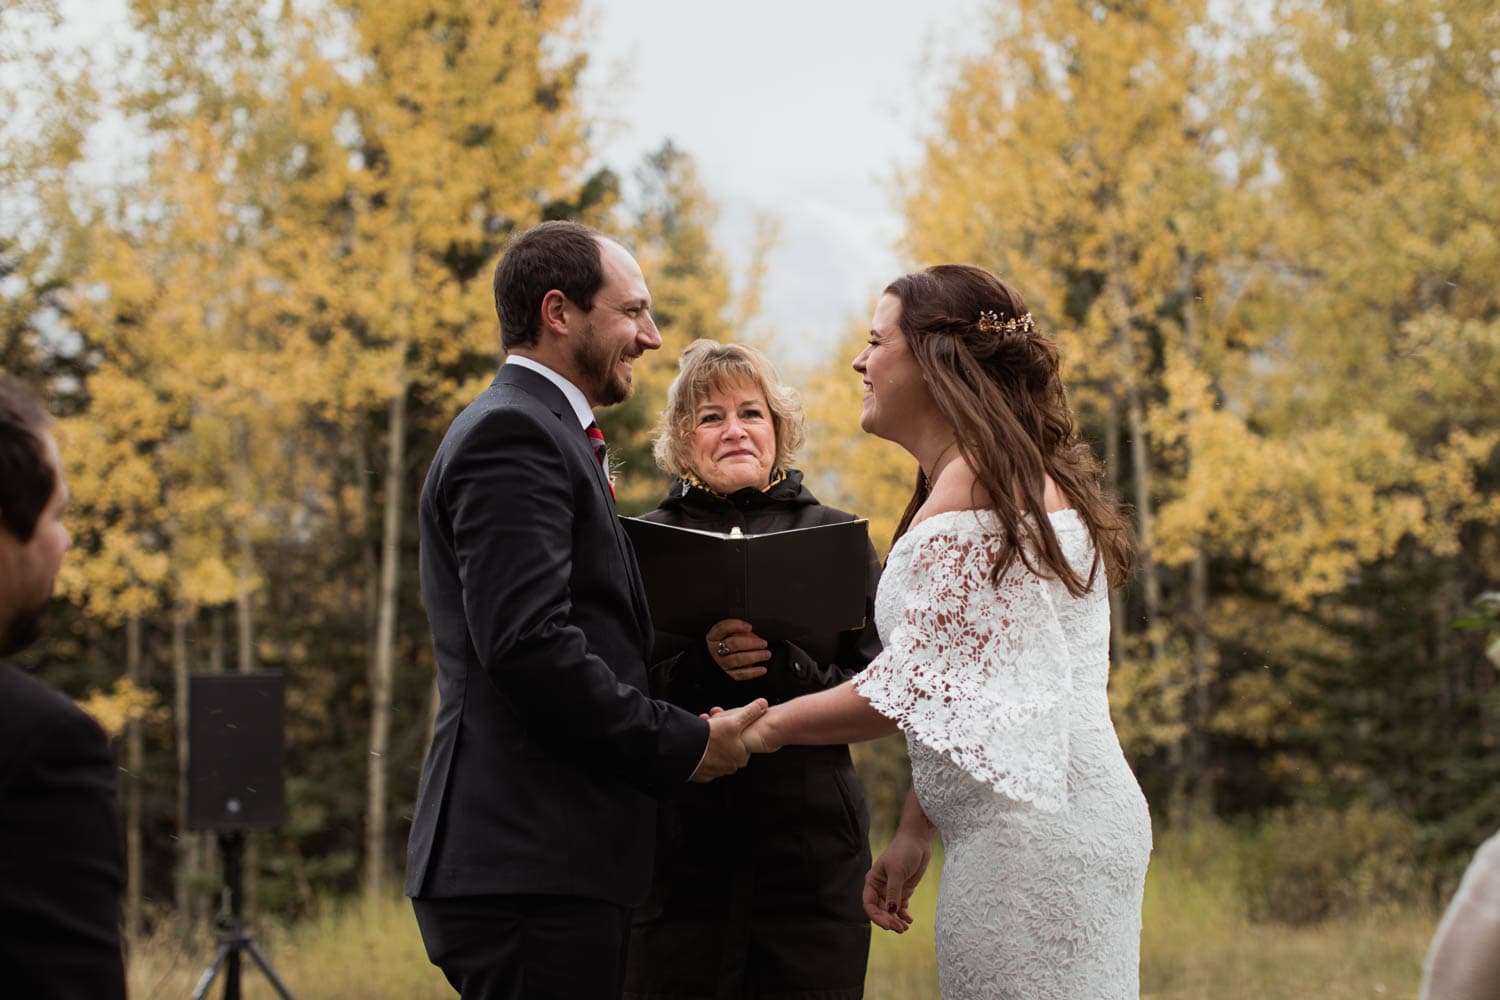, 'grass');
130,825,1437,999
1138,823,1433,1000
128,894,445,1000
